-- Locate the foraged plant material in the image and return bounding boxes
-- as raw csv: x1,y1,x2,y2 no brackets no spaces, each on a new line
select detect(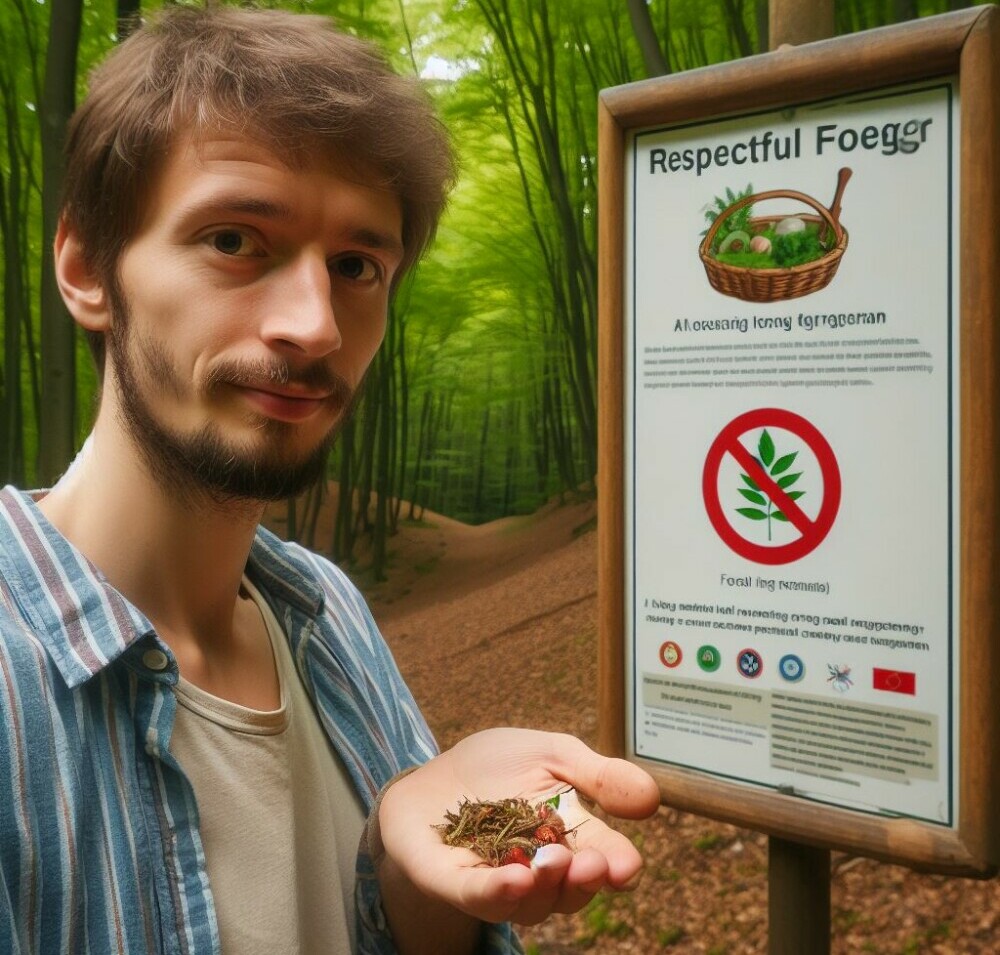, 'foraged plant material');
435,793,576,867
